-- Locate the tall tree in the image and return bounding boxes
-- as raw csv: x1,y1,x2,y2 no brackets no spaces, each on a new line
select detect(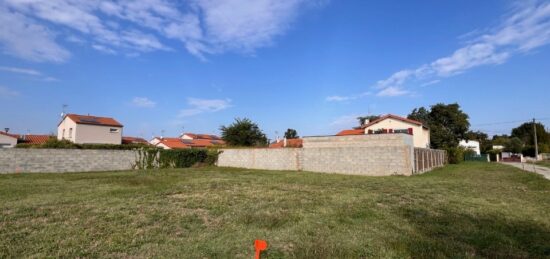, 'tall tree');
511,122,549,146
284,128,299,139
407,103,470,149
220,118,268,147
